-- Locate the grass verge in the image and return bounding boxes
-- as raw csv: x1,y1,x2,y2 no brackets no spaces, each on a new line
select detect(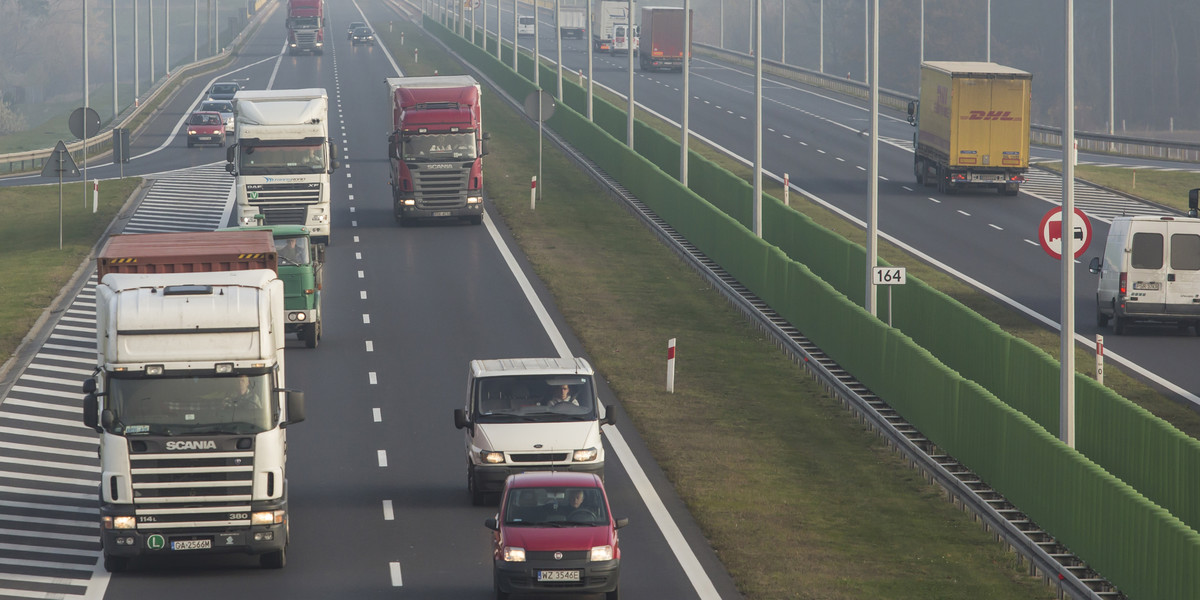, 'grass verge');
0,179,141,369
383,20,1059,599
